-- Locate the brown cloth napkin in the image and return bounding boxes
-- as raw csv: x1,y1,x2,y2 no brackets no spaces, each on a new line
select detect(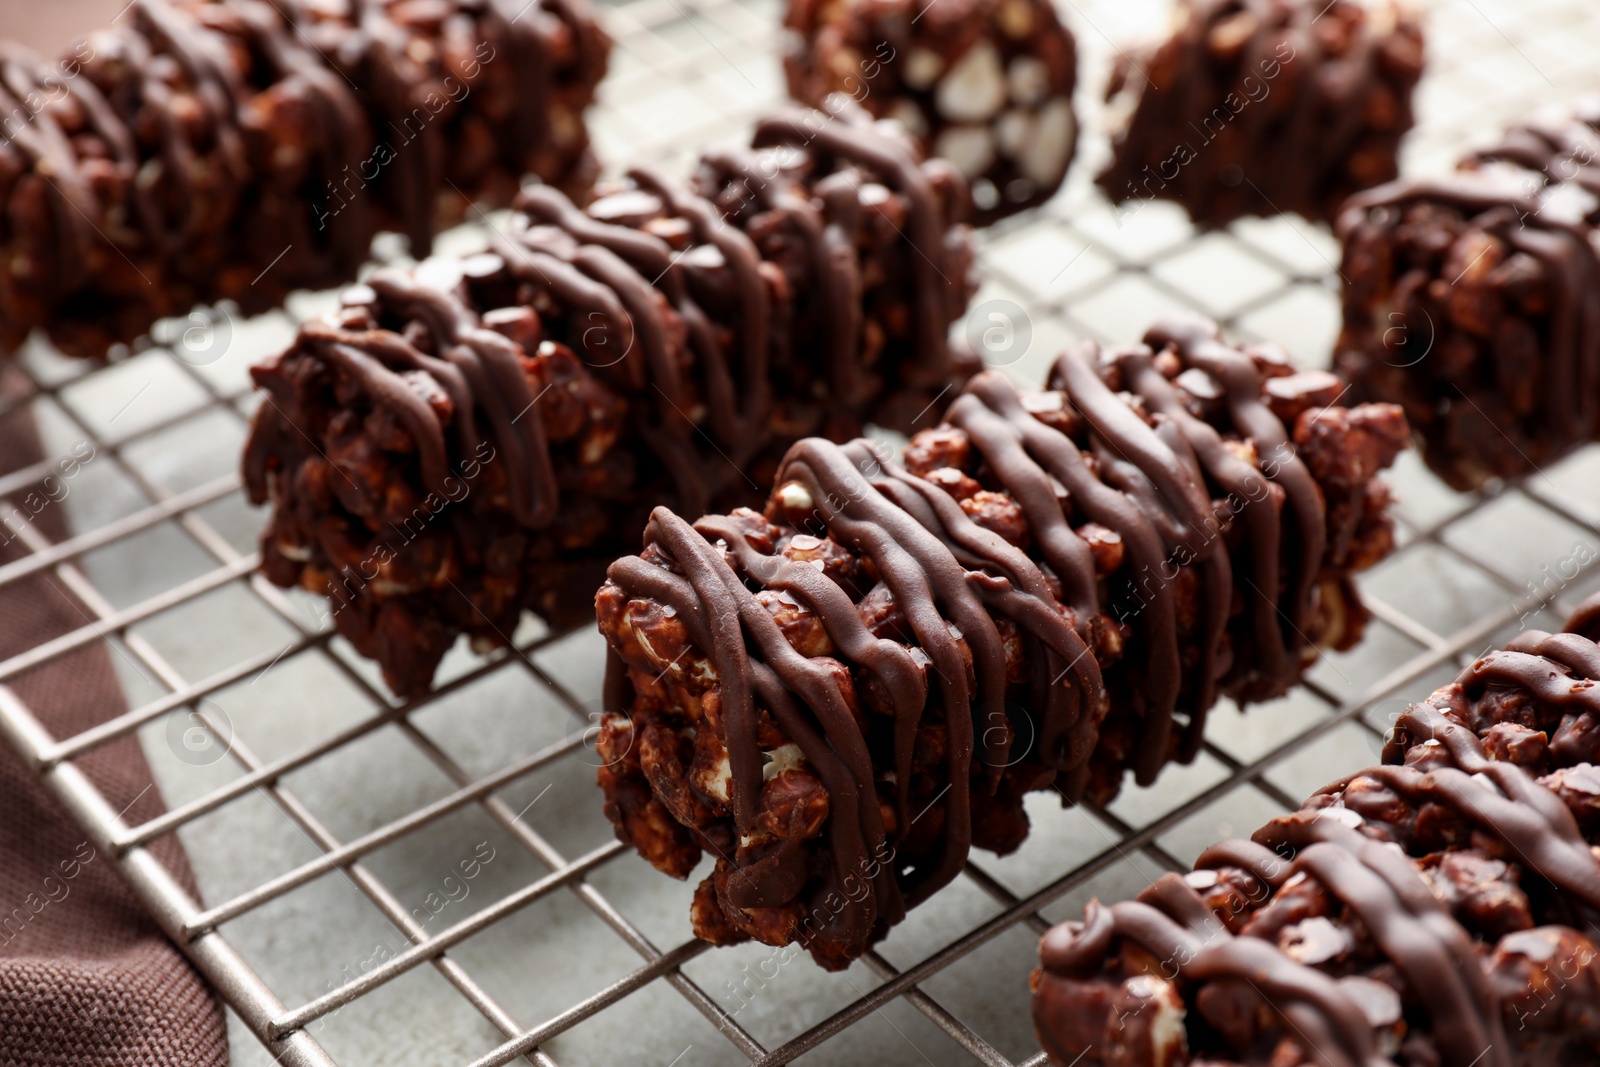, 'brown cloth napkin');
0,370,229,1064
